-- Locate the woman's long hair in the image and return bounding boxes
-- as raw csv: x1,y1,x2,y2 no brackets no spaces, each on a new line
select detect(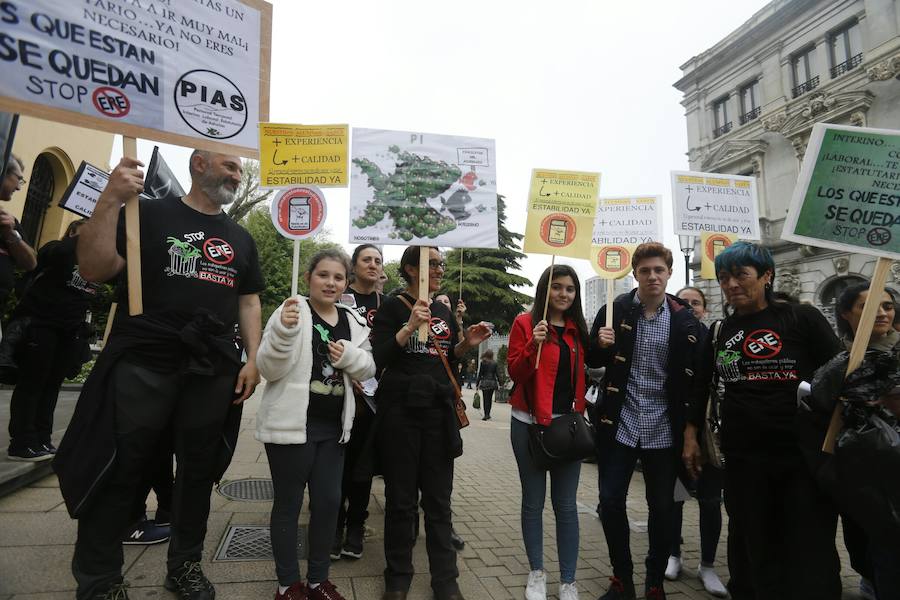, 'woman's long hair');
530,264,589,349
